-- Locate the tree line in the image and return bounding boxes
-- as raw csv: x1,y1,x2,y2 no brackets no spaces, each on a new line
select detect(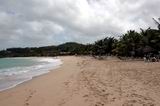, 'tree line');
0,19,160,58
